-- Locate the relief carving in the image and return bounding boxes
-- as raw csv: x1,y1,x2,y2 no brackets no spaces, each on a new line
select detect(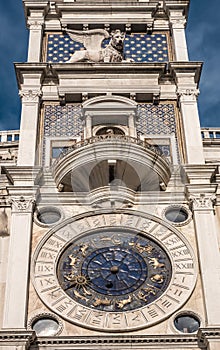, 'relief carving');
177,88,200,102
170,17,187,29
10,196,35,213
27,19,44,30
190,193,216,210
19,89,42,103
